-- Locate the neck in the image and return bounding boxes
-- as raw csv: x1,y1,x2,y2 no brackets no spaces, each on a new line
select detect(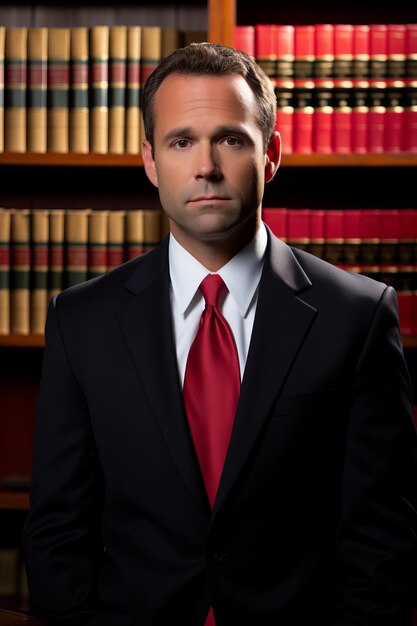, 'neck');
170,216,260,272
